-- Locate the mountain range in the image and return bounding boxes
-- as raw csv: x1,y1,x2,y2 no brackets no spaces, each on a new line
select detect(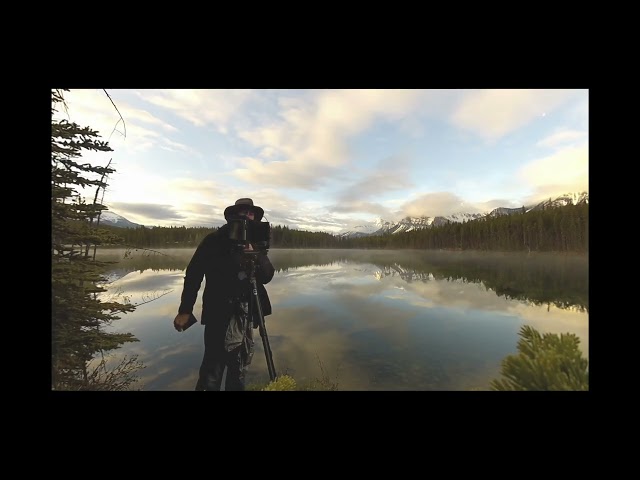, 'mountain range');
97,191,589,237
339,191,589,238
